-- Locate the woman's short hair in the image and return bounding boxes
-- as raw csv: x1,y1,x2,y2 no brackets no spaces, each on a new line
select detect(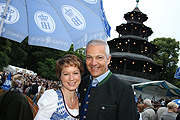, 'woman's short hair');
55,54,84,80
11,74,24,88
86,39,110,59
167,101,179,109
